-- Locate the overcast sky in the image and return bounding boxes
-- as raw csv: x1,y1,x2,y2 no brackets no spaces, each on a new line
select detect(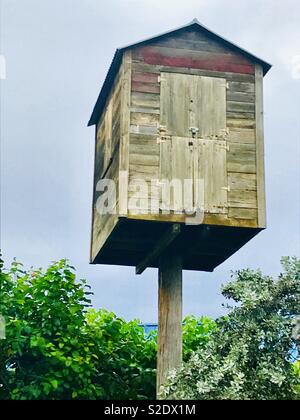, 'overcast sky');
1,0,299,322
